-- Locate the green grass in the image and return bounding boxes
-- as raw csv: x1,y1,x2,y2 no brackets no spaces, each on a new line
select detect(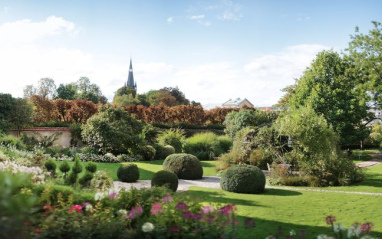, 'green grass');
186,187,382,238
57,160,218,181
